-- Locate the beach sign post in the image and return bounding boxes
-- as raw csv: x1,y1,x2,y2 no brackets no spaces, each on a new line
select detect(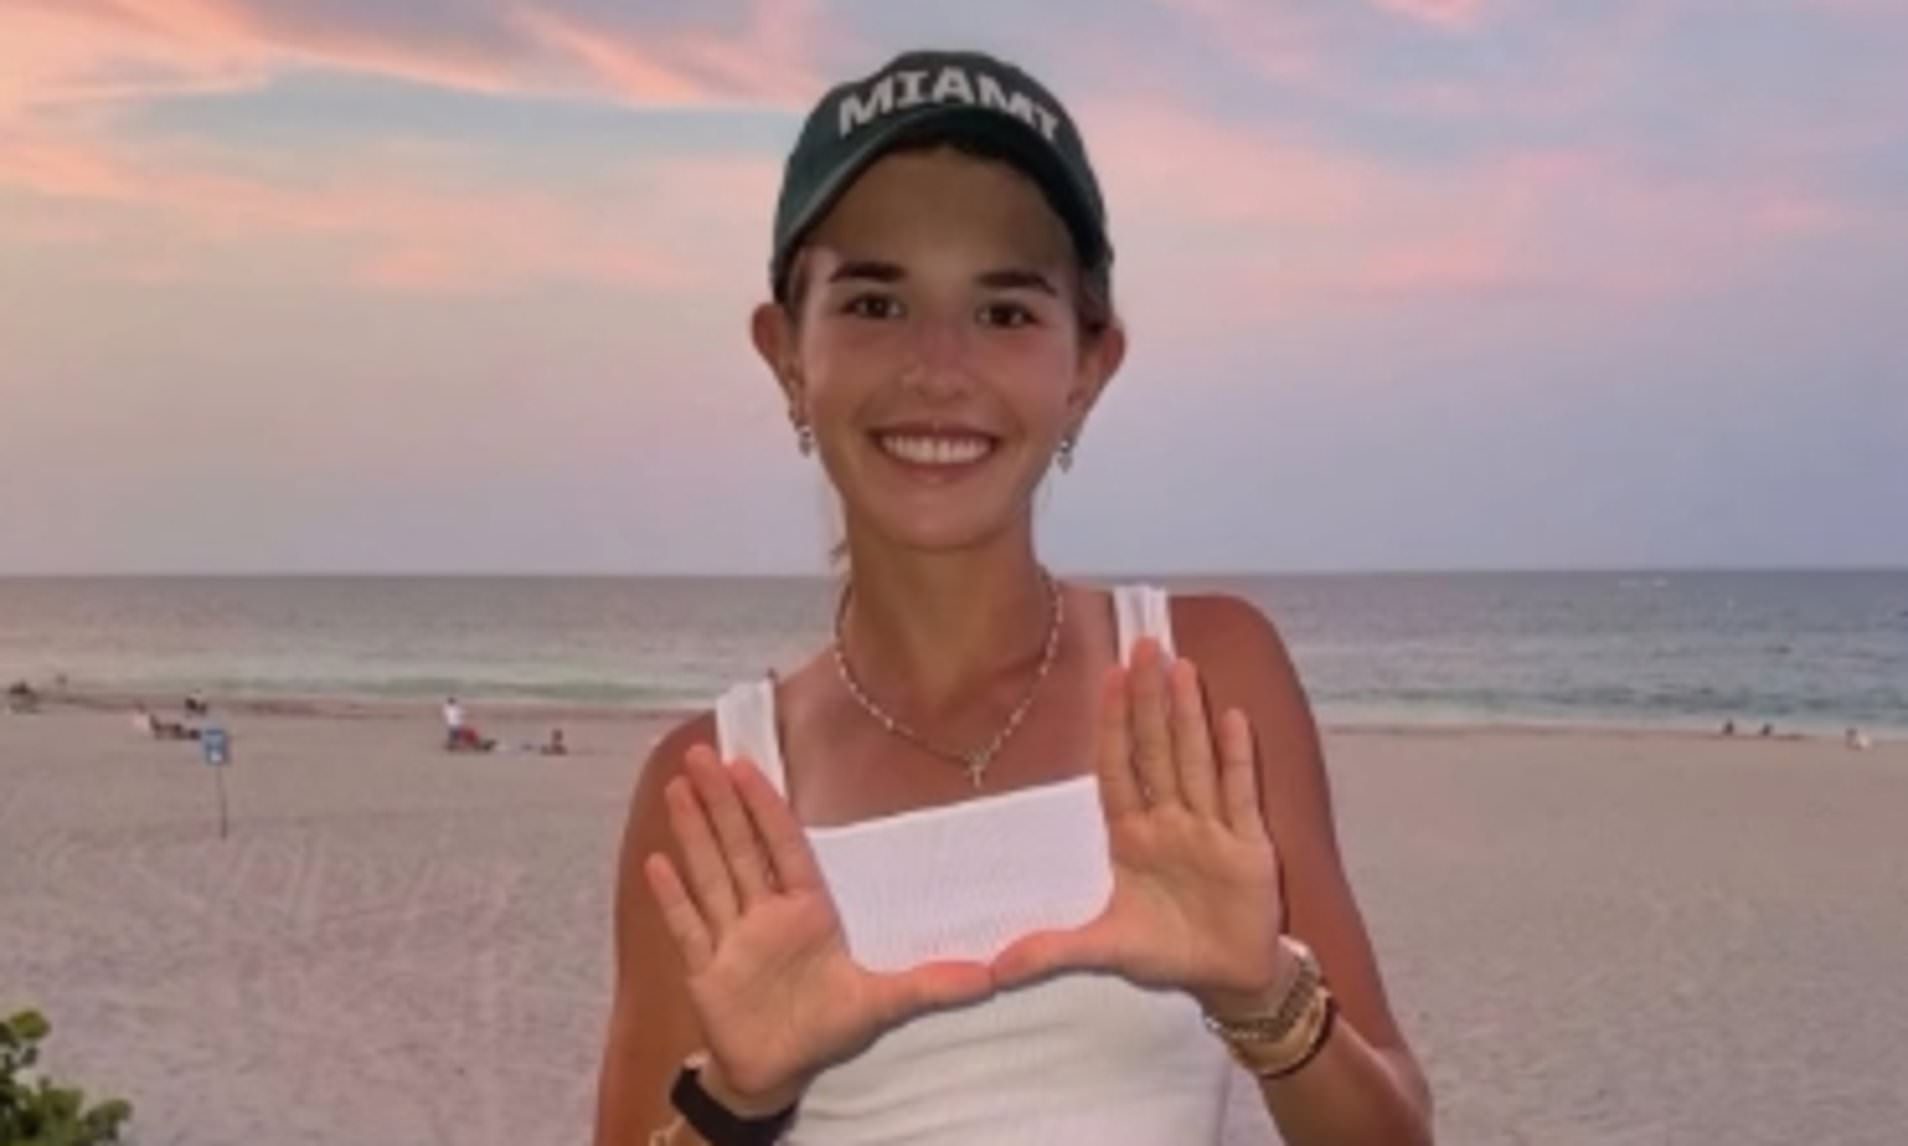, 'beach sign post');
200,727,231,839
